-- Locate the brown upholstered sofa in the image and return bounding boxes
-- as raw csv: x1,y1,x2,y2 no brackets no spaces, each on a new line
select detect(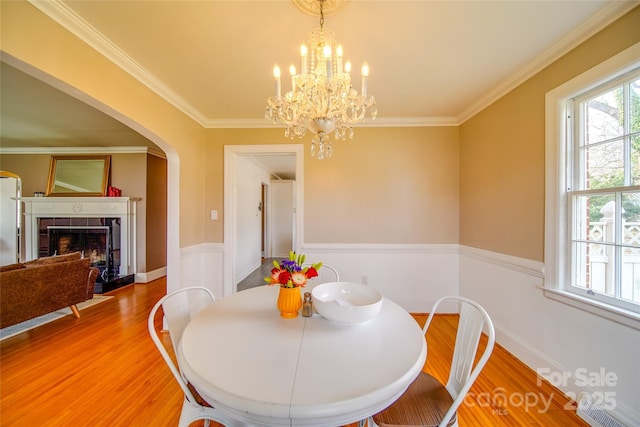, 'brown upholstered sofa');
0,252,100,329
